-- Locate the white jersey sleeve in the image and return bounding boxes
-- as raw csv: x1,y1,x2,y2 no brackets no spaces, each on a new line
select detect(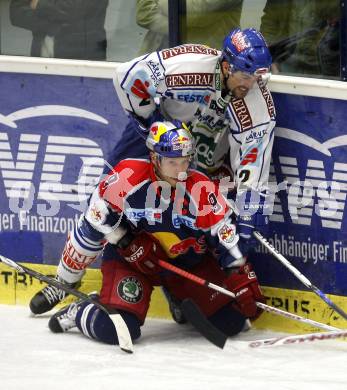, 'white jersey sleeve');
113,52,163,120
113,45,221,124
227,81,276,193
